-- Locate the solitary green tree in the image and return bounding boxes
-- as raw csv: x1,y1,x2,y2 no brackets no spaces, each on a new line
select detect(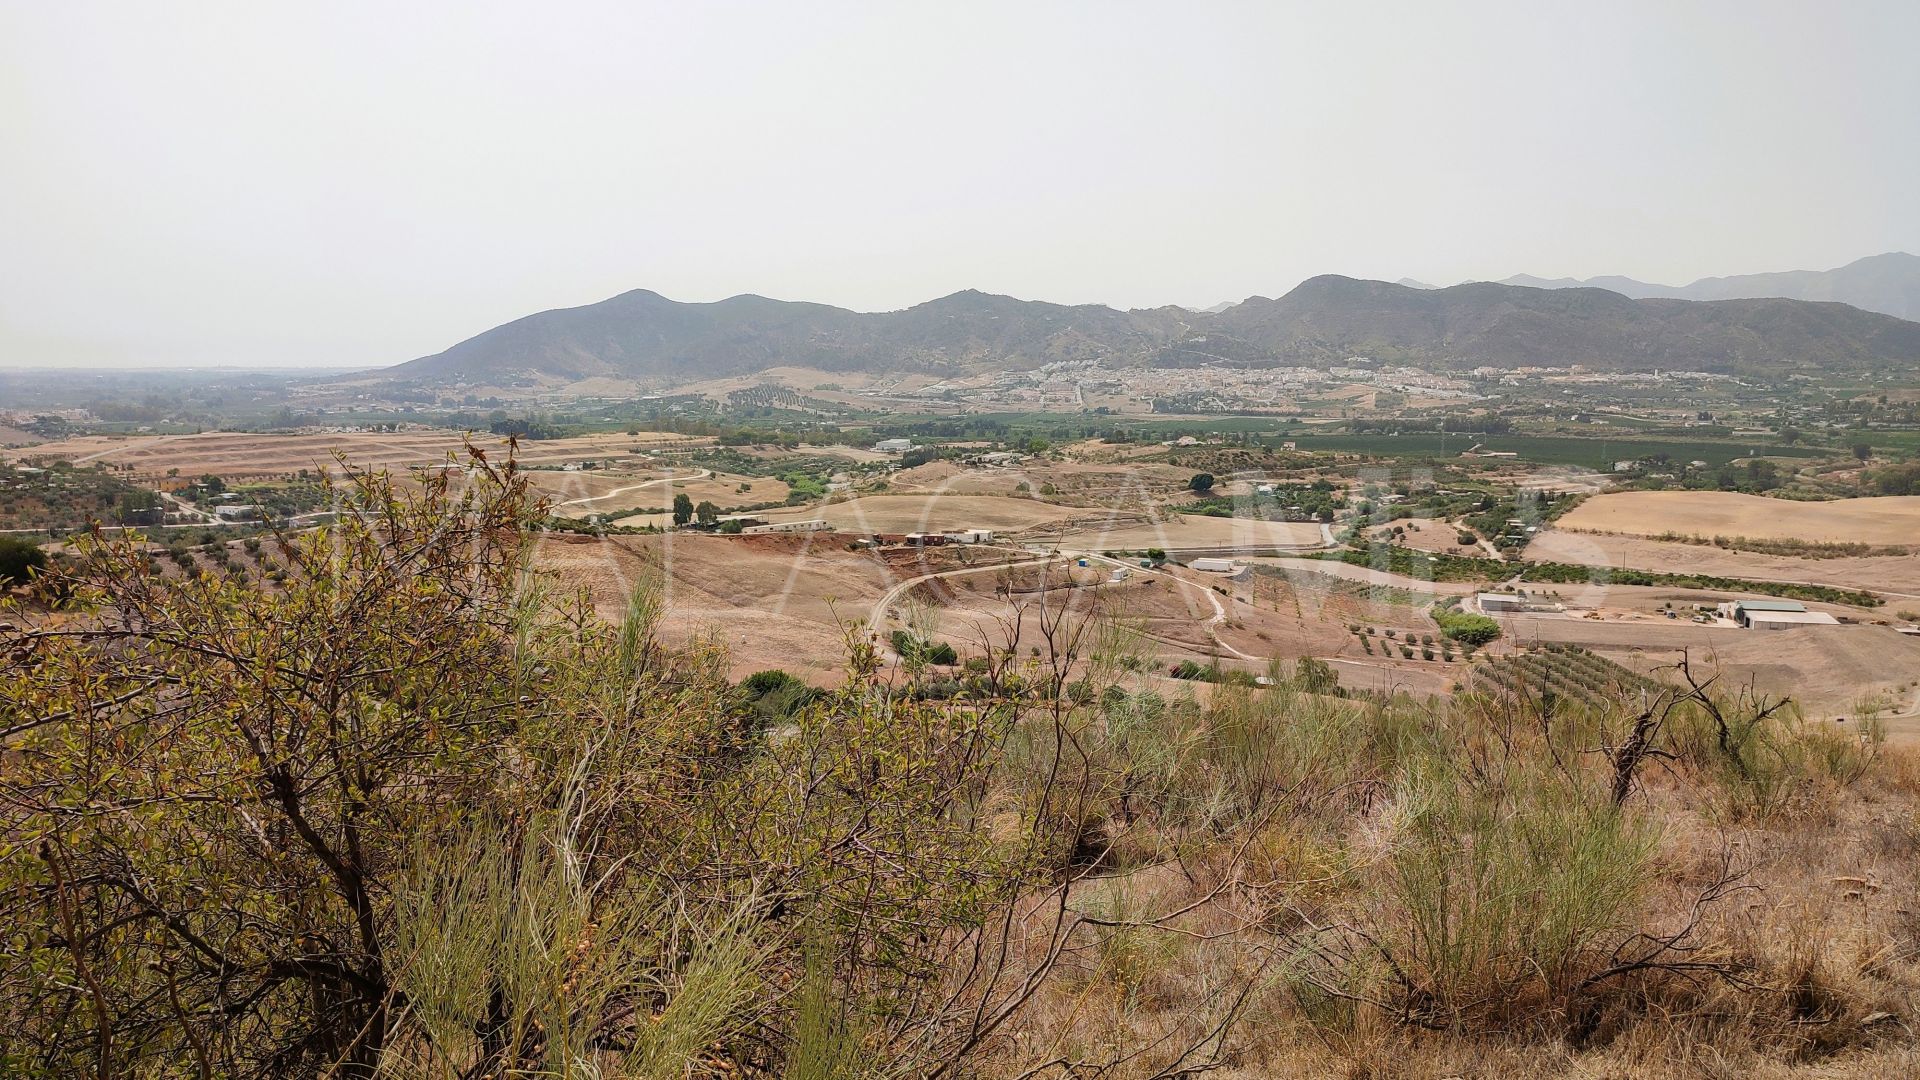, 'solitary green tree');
672,492,695,525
